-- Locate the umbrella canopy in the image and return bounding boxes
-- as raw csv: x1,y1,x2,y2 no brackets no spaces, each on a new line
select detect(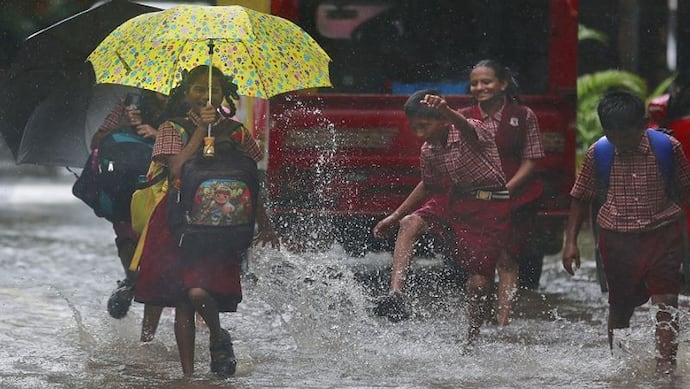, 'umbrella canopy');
88,5,332,98
17,65,138,167
0,0,160,162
